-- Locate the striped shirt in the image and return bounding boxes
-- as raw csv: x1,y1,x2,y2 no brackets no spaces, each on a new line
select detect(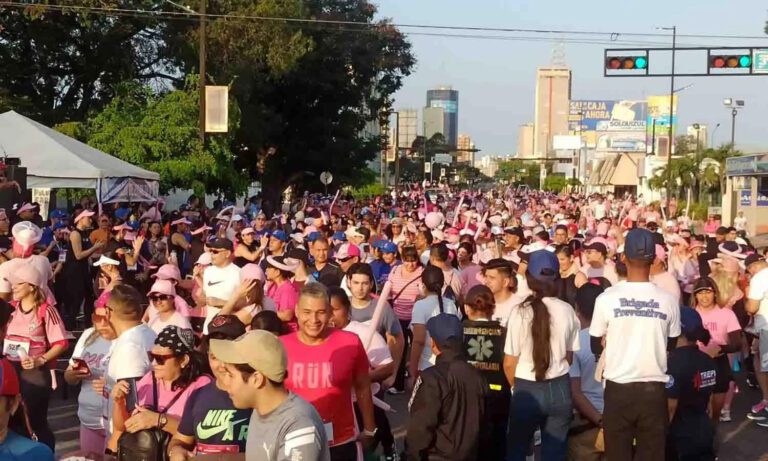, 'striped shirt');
387,265,424,321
